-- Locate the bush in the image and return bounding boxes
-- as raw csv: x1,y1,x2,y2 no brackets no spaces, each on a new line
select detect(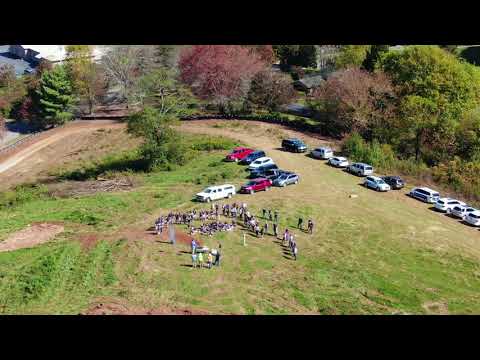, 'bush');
341,132,396,169
190,136,238,151
432,158,480,202
0,184,50,209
